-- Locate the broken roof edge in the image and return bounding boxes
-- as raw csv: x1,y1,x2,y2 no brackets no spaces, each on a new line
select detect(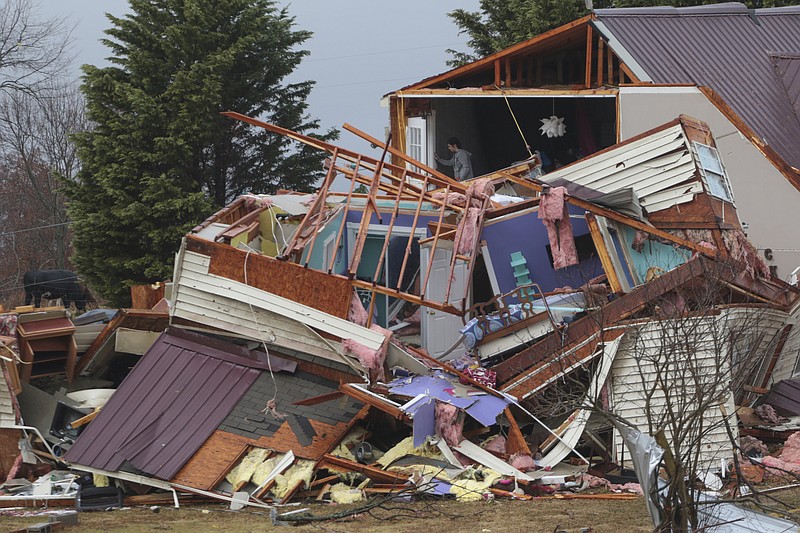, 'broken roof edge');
386,15,594,95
